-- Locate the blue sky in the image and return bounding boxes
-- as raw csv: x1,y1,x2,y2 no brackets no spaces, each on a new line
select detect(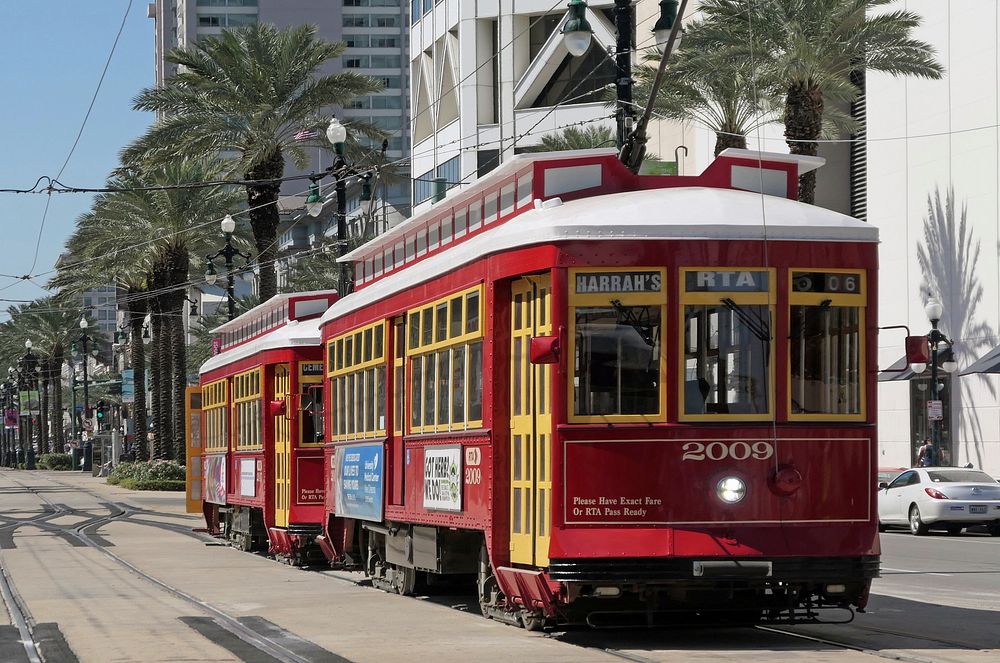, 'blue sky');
0,2,153,316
